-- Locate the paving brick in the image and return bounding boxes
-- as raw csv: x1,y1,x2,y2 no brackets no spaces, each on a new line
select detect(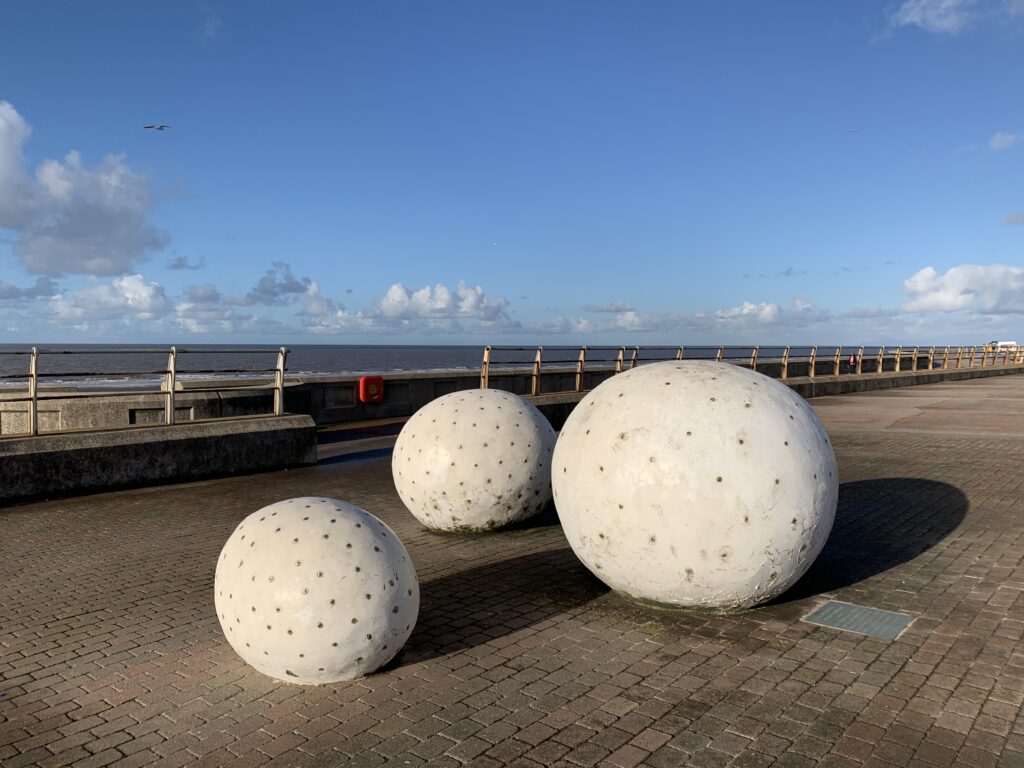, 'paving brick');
3,376,1024,767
